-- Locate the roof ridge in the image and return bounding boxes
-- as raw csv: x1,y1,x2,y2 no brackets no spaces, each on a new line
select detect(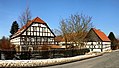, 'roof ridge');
32,17,38,22
32,17,45,23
